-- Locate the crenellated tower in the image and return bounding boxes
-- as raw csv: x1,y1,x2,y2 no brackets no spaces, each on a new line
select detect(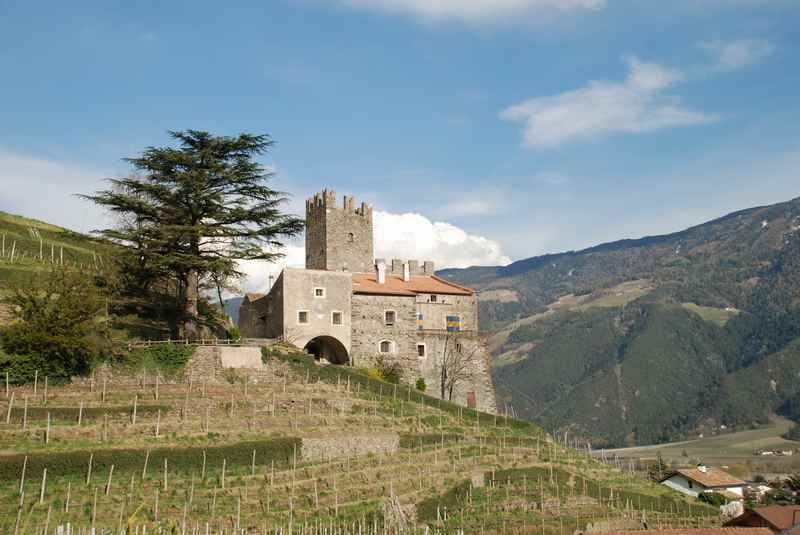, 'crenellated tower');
305,189,374,273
